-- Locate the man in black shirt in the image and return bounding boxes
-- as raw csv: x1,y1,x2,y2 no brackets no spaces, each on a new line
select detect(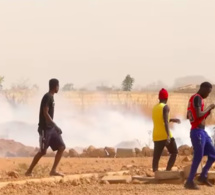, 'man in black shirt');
25,79,66,177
